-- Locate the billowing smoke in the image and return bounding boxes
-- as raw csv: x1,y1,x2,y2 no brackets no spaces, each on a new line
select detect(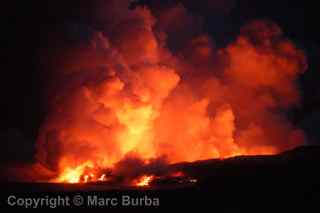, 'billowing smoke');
36,0,307,182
